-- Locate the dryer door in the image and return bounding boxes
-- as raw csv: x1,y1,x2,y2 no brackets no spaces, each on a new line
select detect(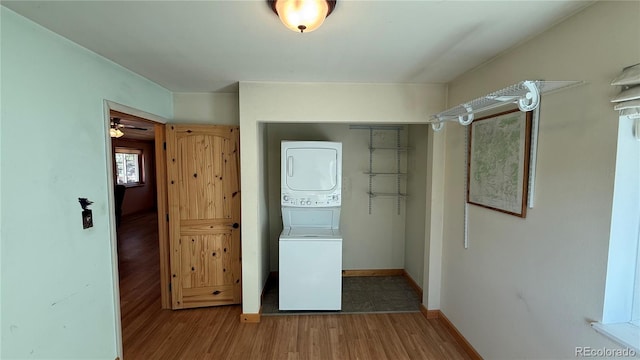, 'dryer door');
284,147,338,192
